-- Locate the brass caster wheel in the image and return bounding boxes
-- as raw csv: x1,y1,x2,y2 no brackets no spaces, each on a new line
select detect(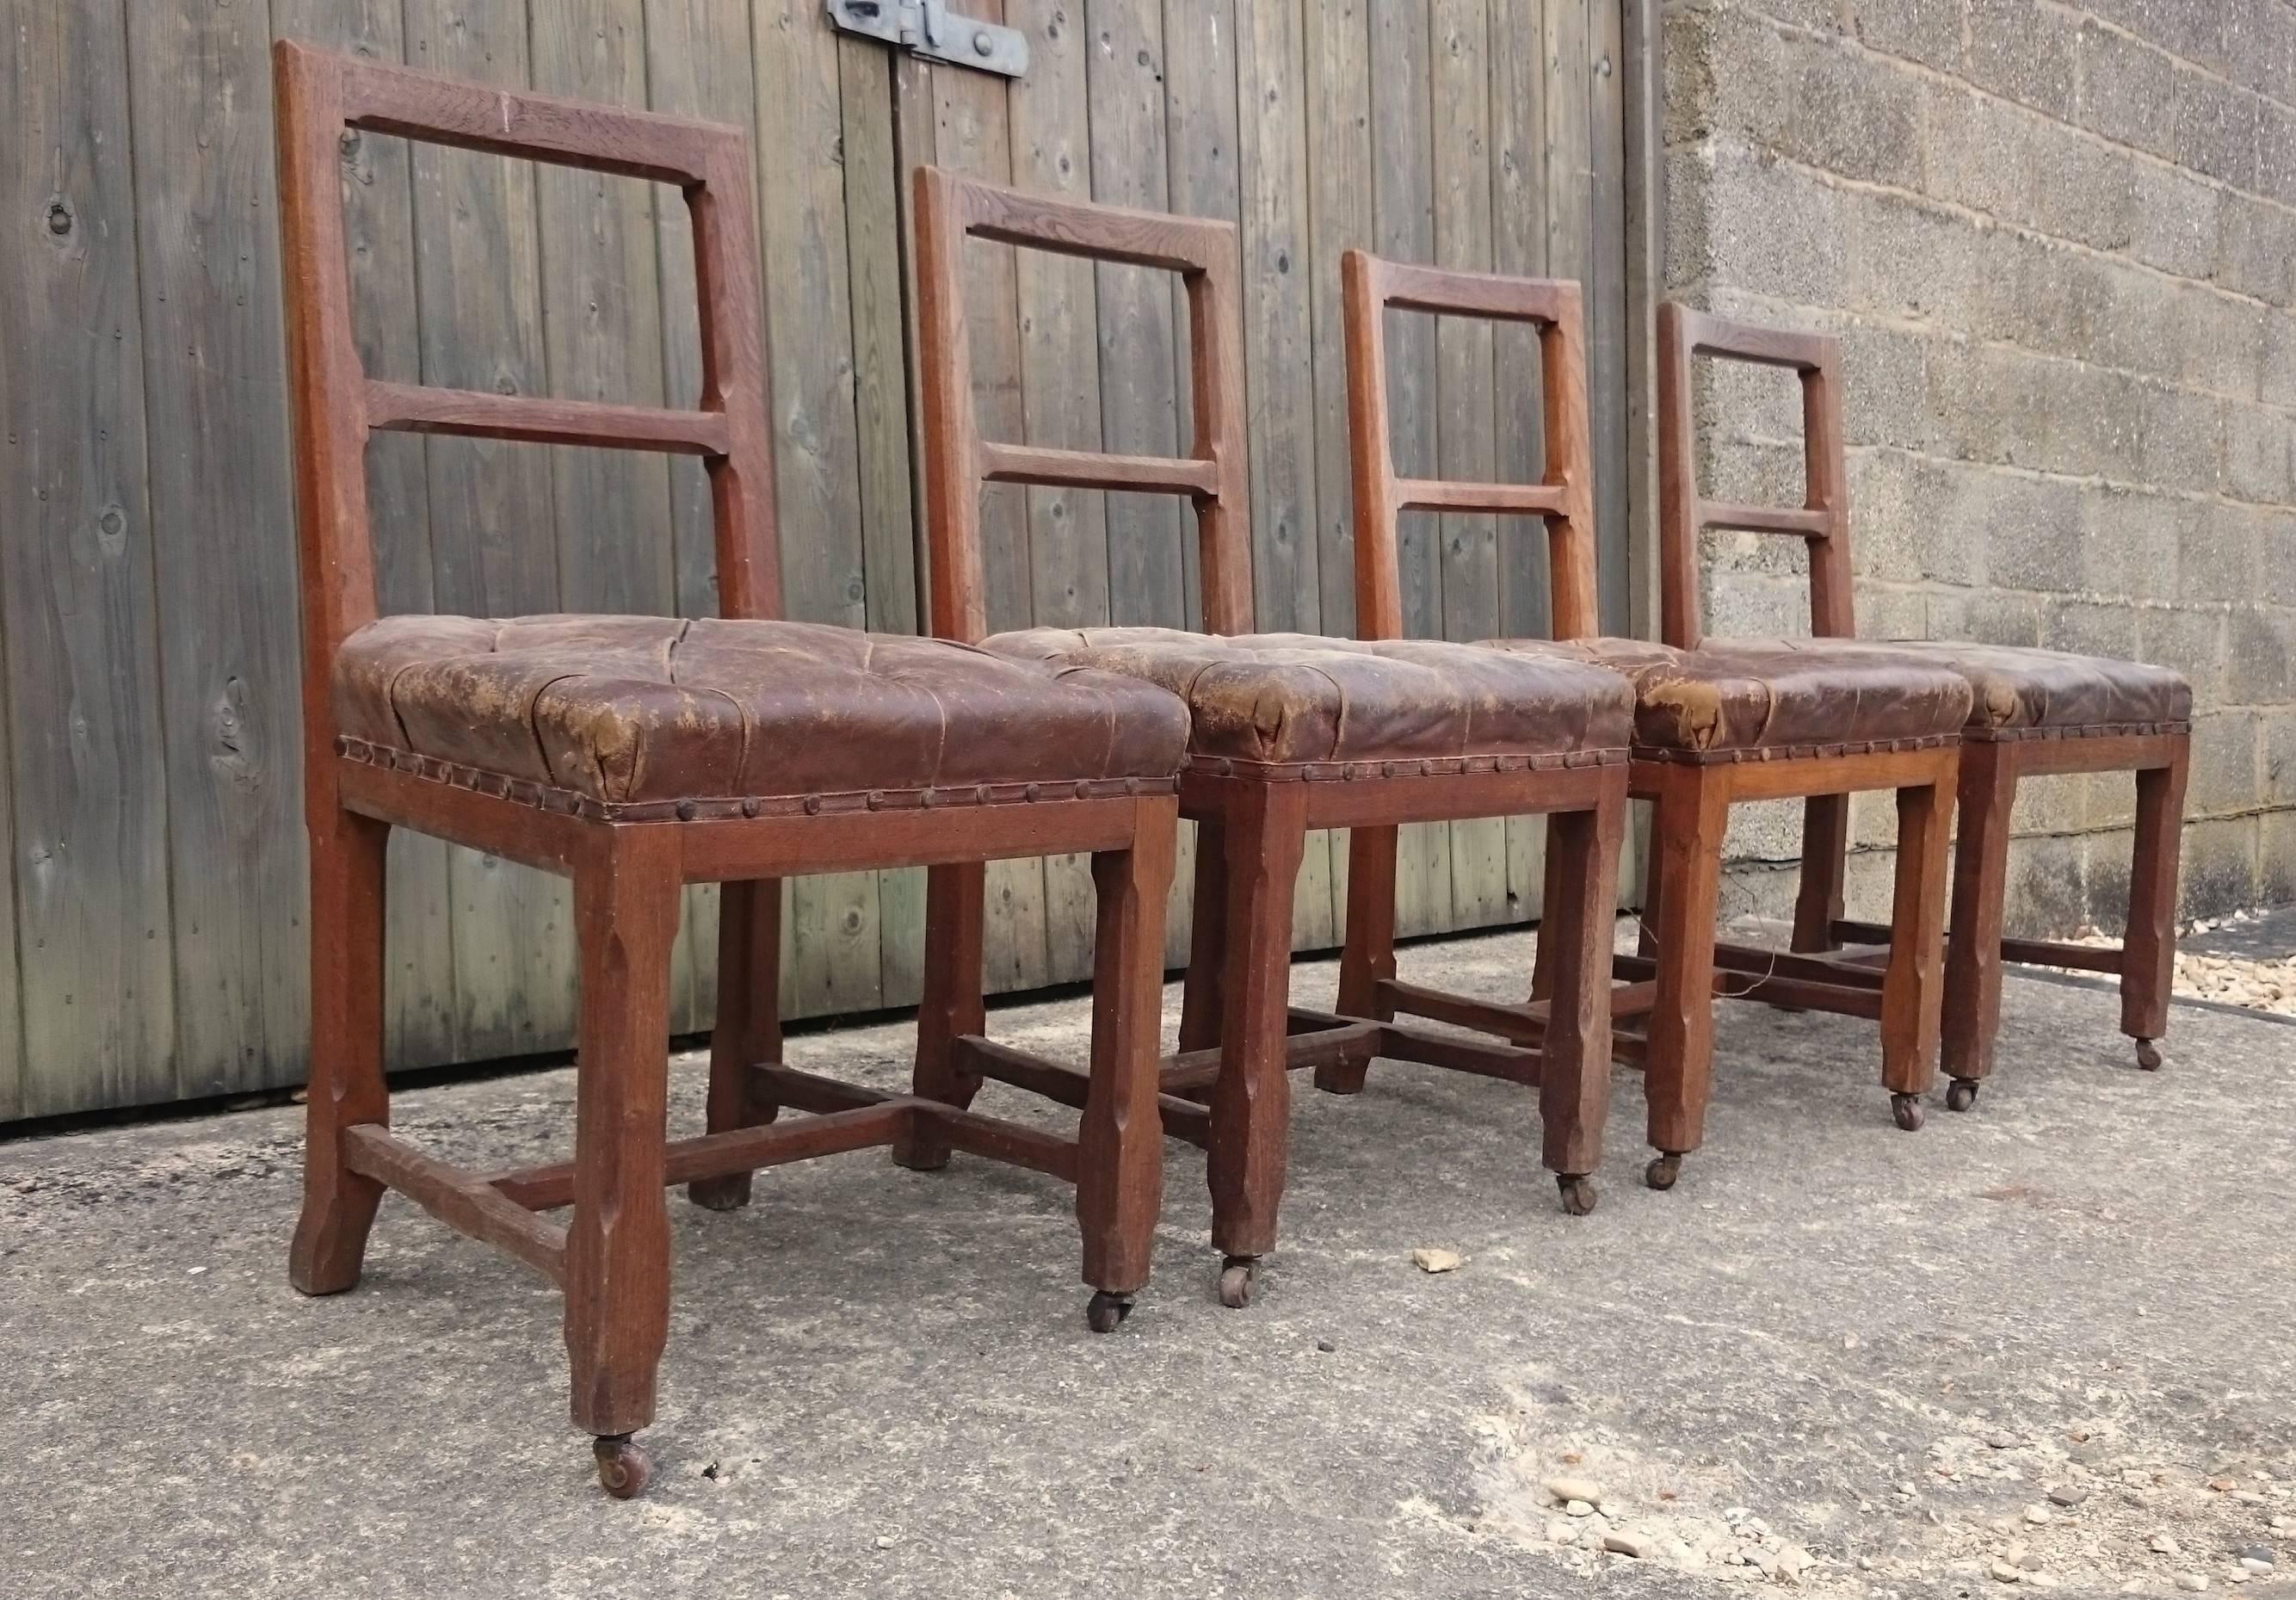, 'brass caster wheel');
1945,1078,1979,1114
593,1434,652,1500
1085,1289,1134,1334
2134,1037,2163,1072
1217,1255,1256,1309
1645,1152,1682,1192
1891,1091,1925,1133
1556,1173,1598,1216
